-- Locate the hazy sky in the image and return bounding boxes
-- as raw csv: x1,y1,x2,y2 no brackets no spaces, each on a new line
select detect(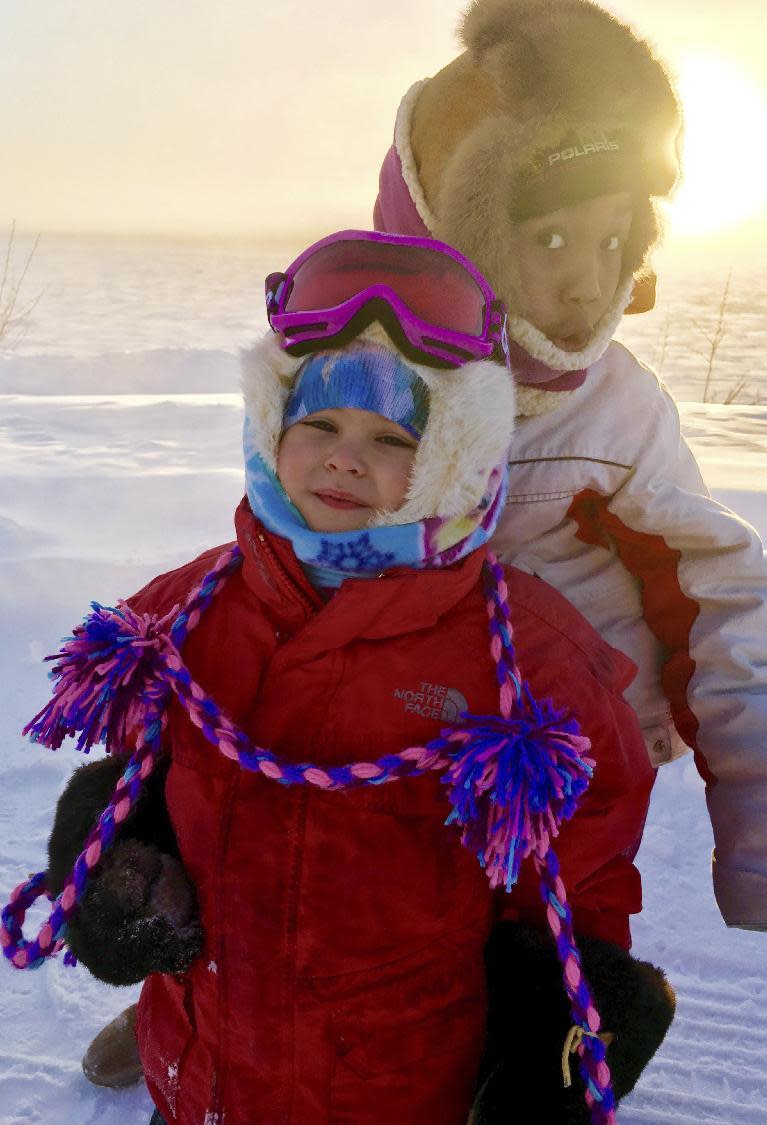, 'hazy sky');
2,0,766,252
